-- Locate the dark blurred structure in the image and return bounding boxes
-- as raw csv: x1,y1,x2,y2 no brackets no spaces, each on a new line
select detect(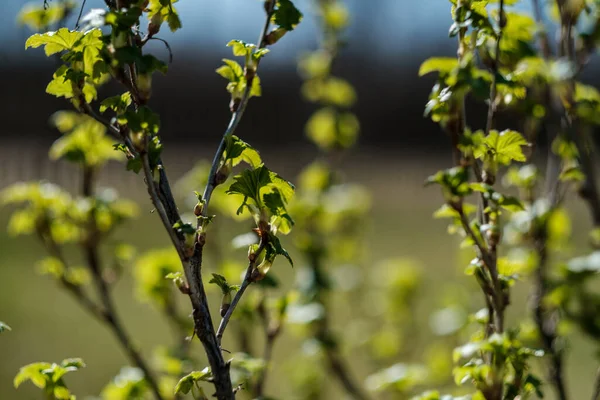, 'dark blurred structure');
1,0,598,151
